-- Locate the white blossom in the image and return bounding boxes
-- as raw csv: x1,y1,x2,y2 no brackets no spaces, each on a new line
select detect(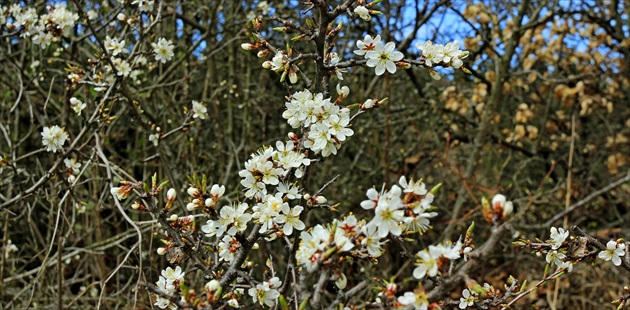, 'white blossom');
152,37,175,63
398,290,429,310
104,36,126,56
598,240,625,266
274,204,305,235
354,34,382,56
218,235,239,262
42,125,69,153
416,40,443,67
269,51,286,71
192,100,207,119
412,247,440,279
549,227,569,250
365,41,404,75
459,288,476,309
64,158,81,175
361,224,384,257
161,266,185,282
70,97,86,115
249,277,282,307
546,250,567,268
399,176,427,195
148,133,159,146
